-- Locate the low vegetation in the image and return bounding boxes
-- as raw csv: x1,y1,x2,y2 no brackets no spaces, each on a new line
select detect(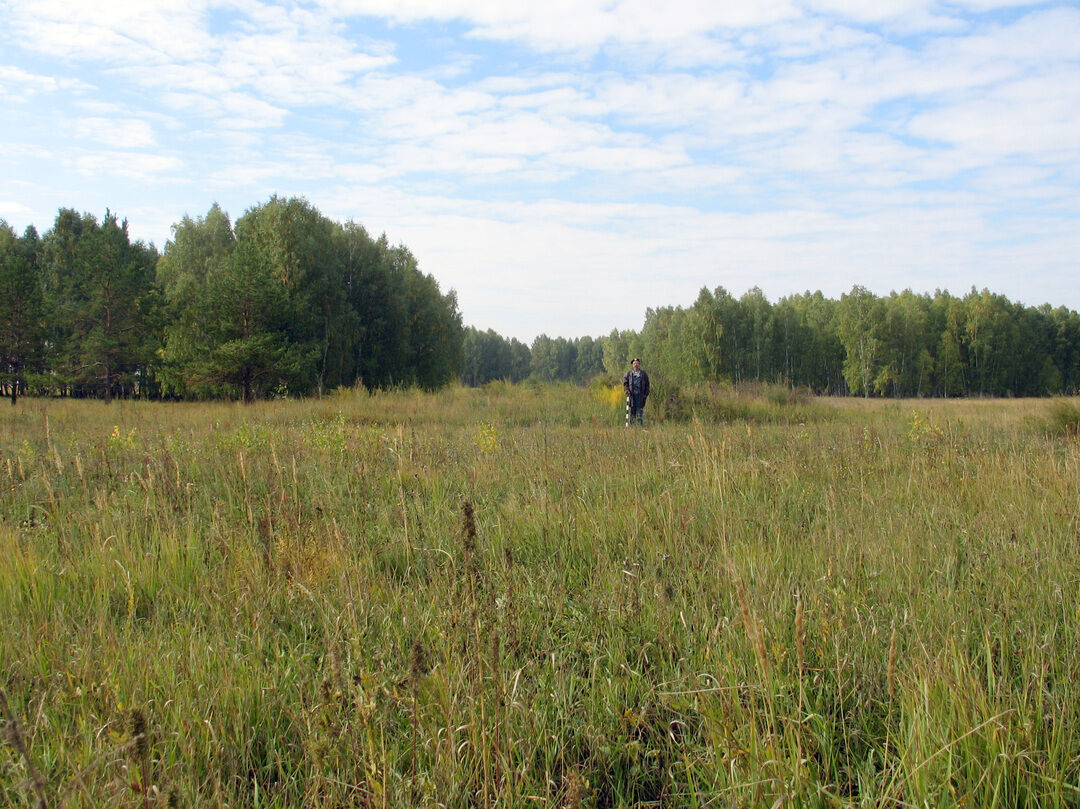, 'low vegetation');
2,385,1079,807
